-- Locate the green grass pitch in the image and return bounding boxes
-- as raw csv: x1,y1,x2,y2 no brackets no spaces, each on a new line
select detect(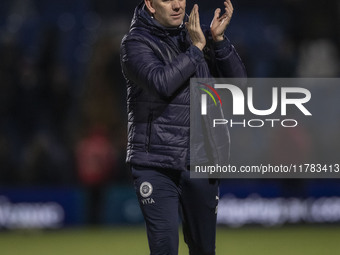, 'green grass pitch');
0,225,339,255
